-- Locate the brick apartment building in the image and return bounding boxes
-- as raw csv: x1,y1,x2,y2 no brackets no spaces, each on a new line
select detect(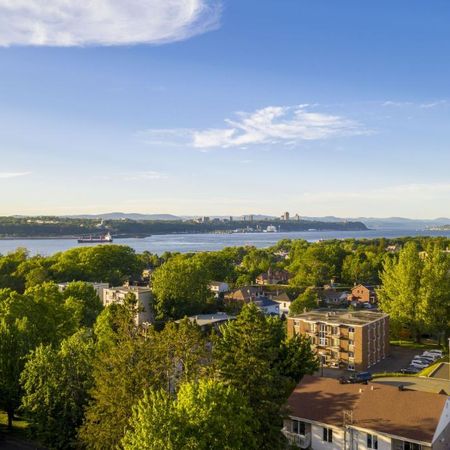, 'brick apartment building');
287,310,389,371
